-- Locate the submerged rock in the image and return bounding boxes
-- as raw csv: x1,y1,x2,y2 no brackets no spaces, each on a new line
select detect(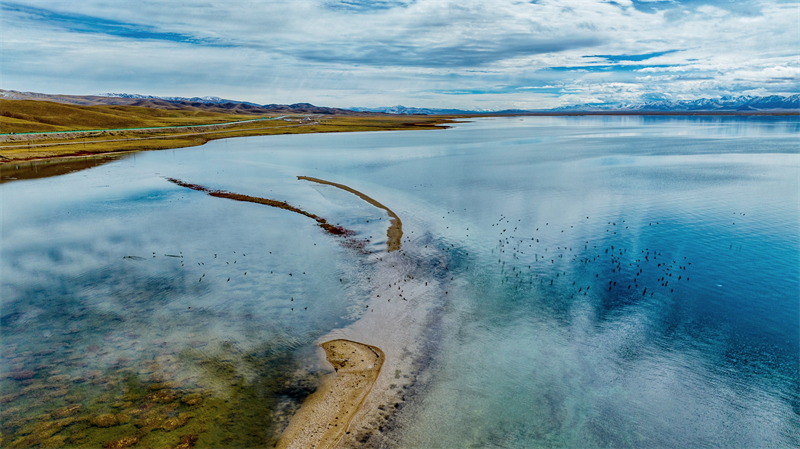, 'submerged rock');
160,413,194,431
145,390,179,403
103,435,140,449
134,412,164,429
43,434,68,447
10,370,35,381
52,404,81,418
0,393,21,404
173,434,199,449
90,413,118,427
180,393,202,407
116,412,132,425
